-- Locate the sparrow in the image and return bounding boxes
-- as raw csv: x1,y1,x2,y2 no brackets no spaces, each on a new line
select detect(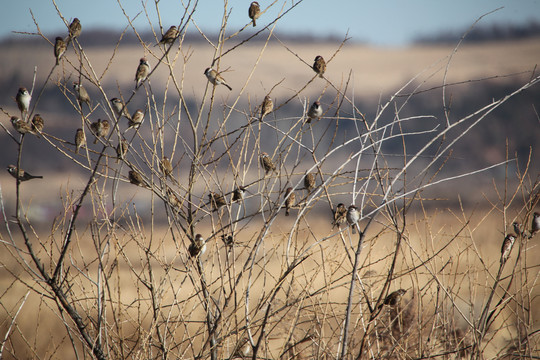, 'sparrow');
332,203,347,229
304,172,315,192
312,55,326,78
110,98,130,120
128,109,144,130
166,188,181,207
15,87,31,117
7,165,43,182
500,234,516,263
248,1,261,27
90,119,110,144
284,187,295,216
73,82,91,107
31,114,44,133
159,26,178,45
232,186,246,202
188,234,206,258
221,234,234,247
346,205,360,234
209,192,227,211
11,116,35,135
75,128,86,154
116,139,128,162
378,289,407,309
513,222,523,238
54,37,66,65
134,57,151,89
260,152,276,175
260,95,273,121
307,101,322,123
531,212,540,237
129,170,144,187
204,67,232,91
68,18,82,42
160,156,173,178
